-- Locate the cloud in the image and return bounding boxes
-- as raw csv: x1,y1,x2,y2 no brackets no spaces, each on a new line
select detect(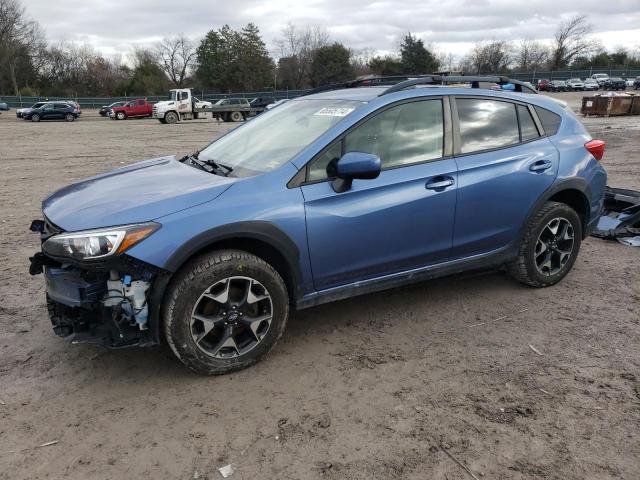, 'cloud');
23,0,640,58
